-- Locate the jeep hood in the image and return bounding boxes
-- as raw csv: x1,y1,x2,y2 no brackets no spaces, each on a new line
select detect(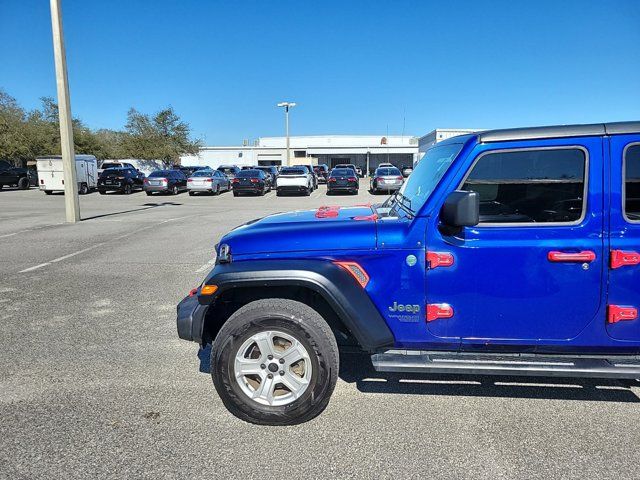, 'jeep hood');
220,205,377,255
